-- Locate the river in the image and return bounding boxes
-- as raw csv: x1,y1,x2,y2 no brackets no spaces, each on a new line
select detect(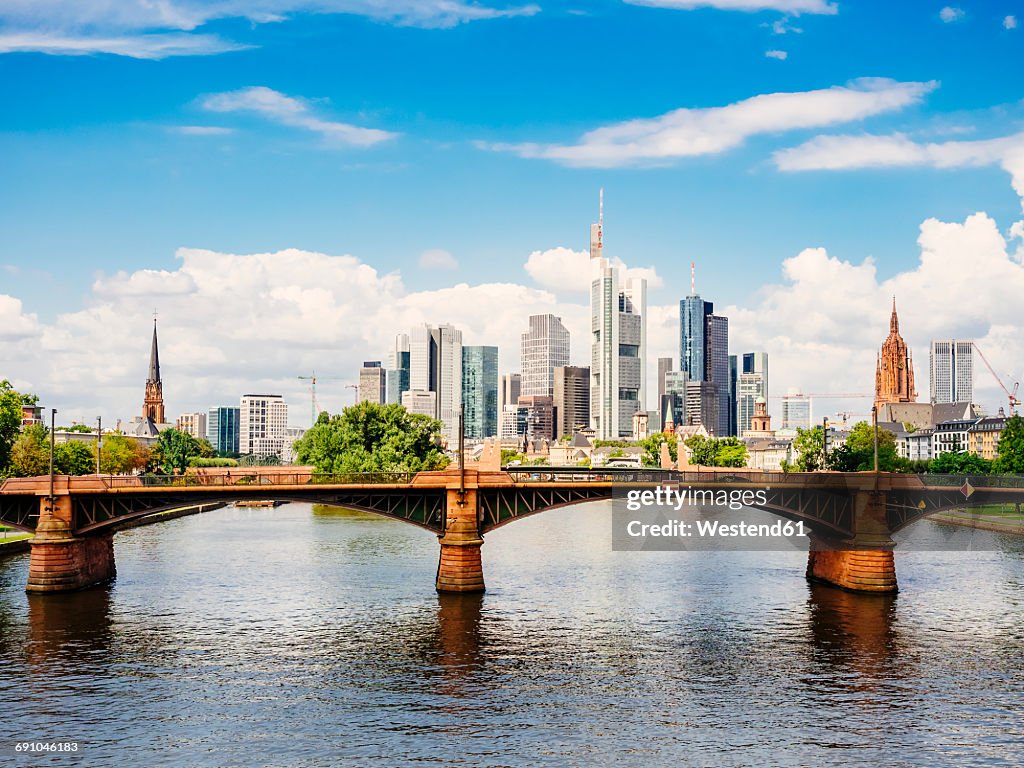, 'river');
1,502,1022,767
